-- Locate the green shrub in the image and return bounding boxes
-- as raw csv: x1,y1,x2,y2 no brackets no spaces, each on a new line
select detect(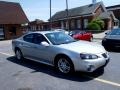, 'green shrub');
87,22,101,30
92,18,105,29
87,18,105,30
